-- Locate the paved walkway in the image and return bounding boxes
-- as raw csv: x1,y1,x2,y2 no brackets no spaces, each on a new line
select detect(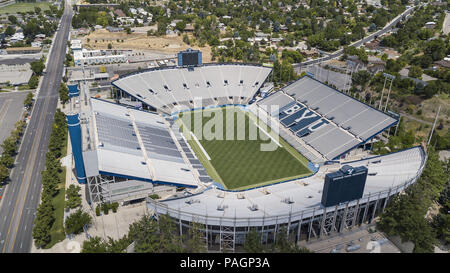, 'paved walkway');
31,135,147,253
299,224,401,253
